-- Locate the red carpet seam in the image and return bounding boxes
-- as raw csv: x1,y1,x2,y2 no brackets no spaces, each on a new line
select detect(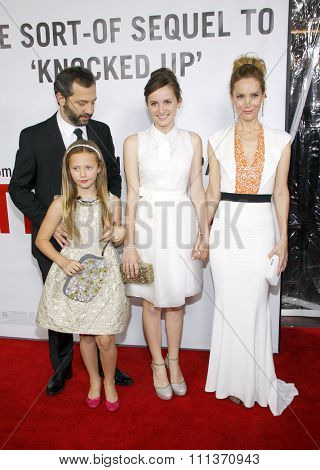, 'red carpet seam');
0,335,319,449
0,343,80,450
